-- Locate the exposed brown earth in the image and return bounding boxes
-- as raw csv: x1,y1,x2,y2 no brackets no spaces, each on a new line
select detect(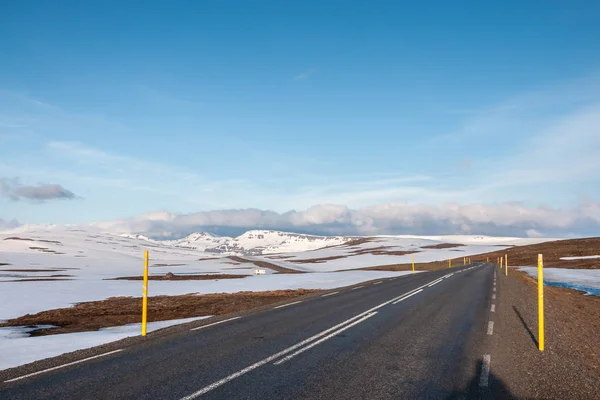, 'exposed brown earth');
109,273,247,281
3,237,34,241
361,259,461,272
471,237,600,269
6,278,74,282
421,243,463,249
265,255,296,259
151,263,187,267
348,246,417,256
490,266,600,397
227,256,303,273
289,255,348,264
0,268,69,272
0,289,319,336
